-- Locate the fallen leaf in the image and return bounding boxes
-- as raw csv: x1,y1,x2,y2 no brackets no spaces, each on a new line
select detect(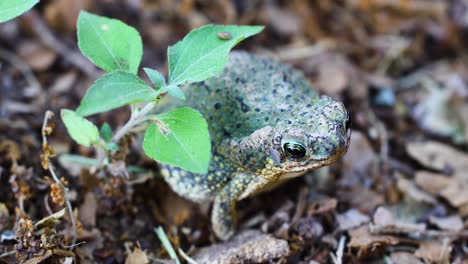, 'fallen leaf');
397,177,436,204
125,248,149,264
35,208,66,229
337,209,370,230
415,240,452,263
406,141,468,176
390,251,424,264
440,181,468,208
429,215,463,231
372,206,426,233
348,226,399,258
414,171,451,195
193,230,290,264
411,78,465,144
339,186,384,214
